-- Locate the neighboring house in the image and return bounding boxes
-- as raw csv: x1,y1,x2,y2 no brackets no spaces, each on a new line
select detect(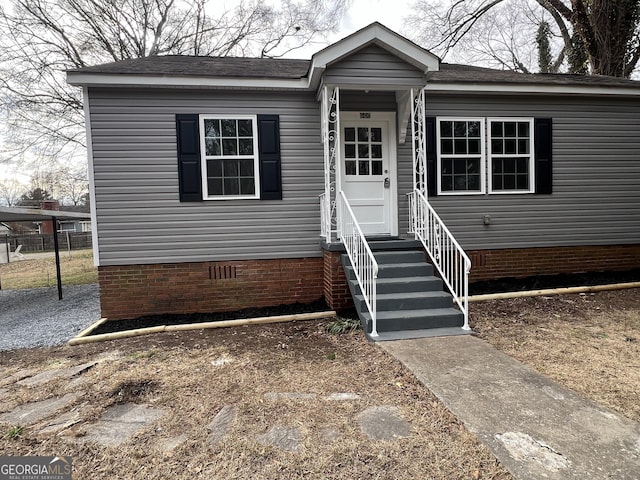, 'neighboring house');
58,220,91,233
67,23,640,334
0,223,11,235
